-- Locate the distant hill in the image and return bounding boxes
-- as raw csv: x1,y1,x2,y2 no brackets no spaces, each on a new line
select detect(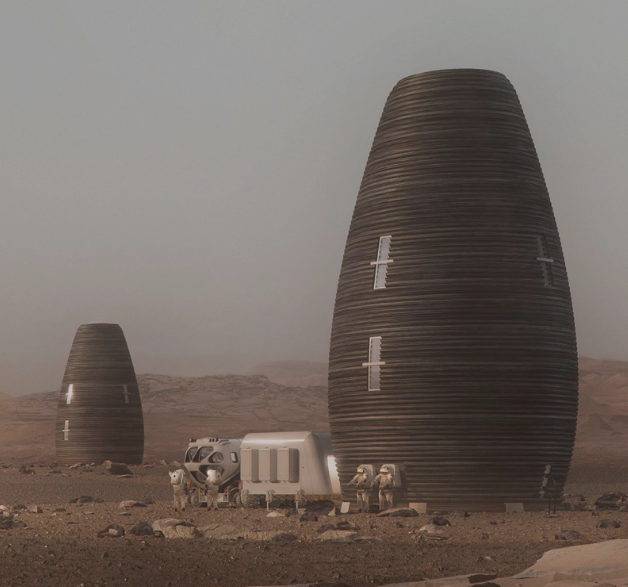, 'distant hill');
246,360,328,387
2,356,628,465
0,374,329,464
